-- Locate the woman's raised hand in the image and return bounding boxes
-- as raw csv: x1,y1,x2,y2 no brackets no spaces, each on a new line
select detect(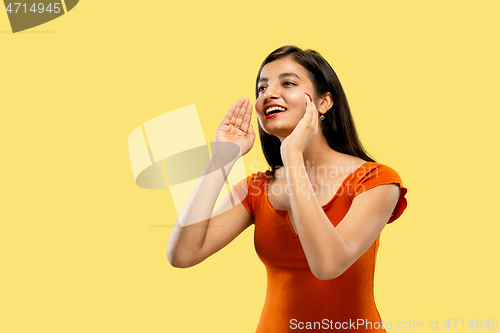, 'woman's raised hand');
280,93,320,161
215,98,255,156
